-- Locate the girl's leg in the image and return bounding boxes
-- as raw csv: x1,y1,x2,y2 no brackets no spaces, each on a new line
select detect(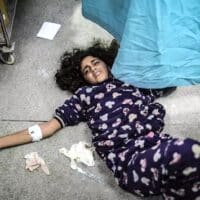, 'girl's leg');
161,137,200,200
124,134,170,197
124,136,200,199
